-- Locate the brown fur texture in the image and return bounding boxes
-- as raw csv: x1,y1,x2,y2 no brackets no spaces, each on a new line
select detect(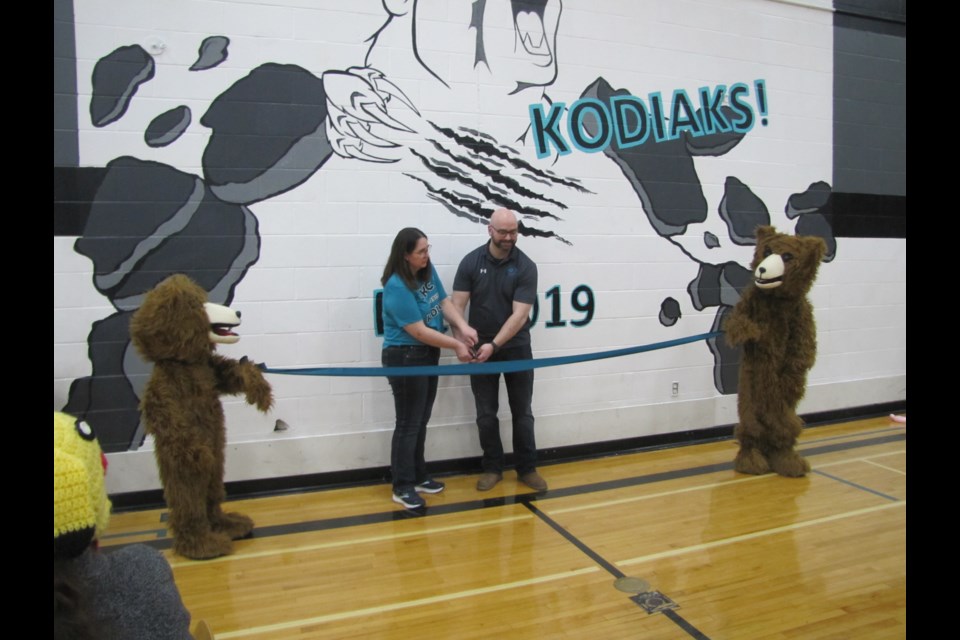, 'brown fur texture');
130,274,273,559
725,226,826,477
